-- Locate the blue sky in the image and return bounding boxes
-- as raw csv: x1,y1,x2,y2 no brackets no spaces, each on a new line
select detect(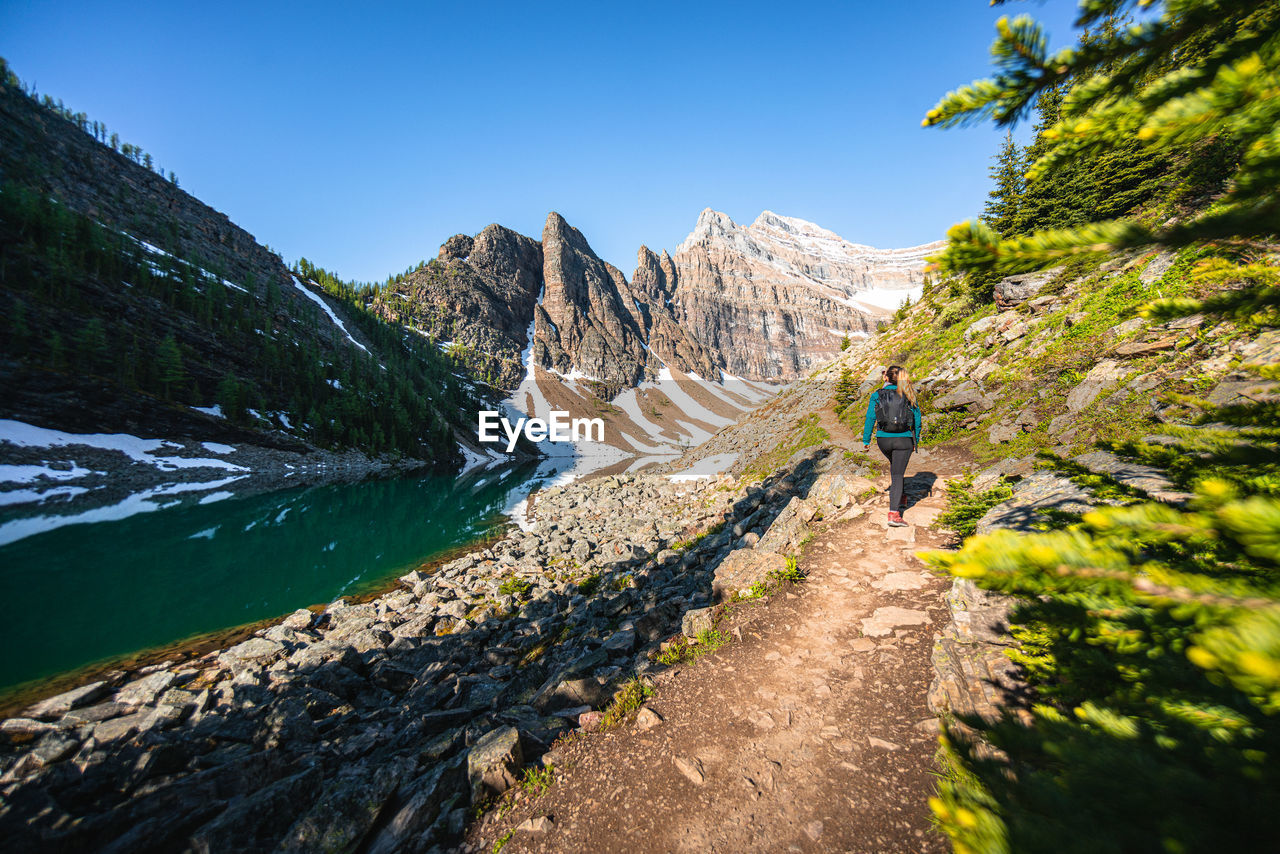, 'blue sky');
2,1,1083,281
